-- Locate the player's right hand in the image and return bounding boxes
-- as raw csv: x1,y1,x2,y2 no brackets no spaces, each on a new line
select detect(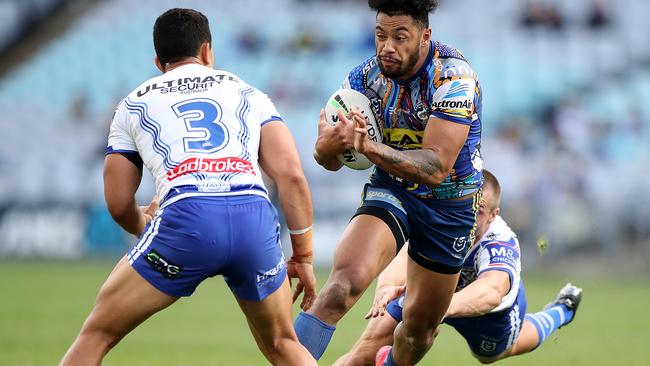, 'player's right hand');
364,284,406,319
351,109,371,155
315,109,354,157
287,258,317,311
